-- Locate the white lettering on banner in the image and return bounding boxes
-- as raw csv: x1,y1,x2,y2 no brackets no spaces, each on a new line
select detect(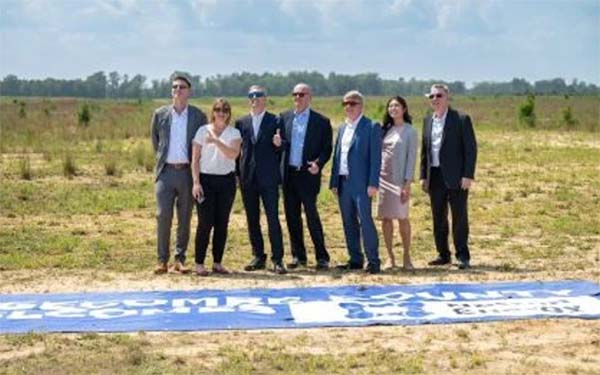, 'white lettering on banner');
40,301,81,310
172,298,219,308
45,308,87,318
89,309,138,319
415,292,457,300
198,297,275,315
7,310,43,320
423,297,600,319
0,302,37,310
268,297,302,305
123,299,169,308
80,301,121,309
